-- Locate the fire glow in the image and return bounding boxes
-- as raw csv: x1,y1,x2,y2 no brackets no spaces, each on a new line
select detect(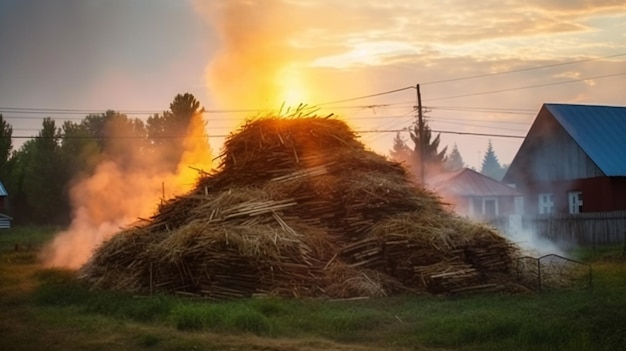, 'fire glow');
44,1,326,269
42,113,211,269
199,0,313,112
